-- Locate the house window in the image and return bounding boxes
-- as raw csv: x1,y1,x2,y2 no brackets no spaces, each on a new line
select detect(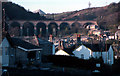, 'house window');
0,47,2,56
81,54,84,59
5,47,8,55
